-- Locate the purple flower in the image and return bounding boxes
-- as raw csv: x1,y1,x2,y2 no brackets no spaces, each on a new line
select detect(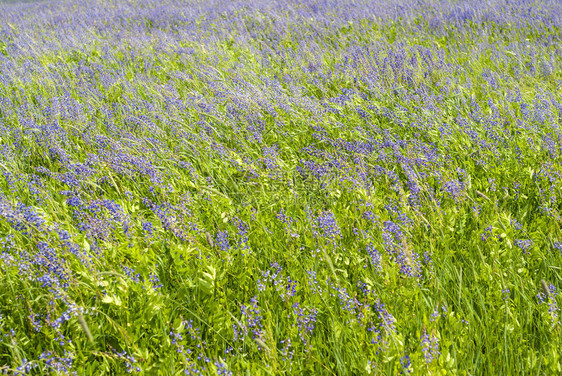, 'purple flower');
215,230,229,252
514,239,532,253
421,329,440,363
292,302,318,346
314,211,341,241
366,244,382,272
